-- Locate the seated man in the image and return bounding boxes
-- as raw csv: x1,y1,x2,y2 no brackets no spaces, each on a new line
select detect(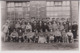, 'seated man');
38,30,47,43
66,30,74,43
27,30,35,43
10,29,18,42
